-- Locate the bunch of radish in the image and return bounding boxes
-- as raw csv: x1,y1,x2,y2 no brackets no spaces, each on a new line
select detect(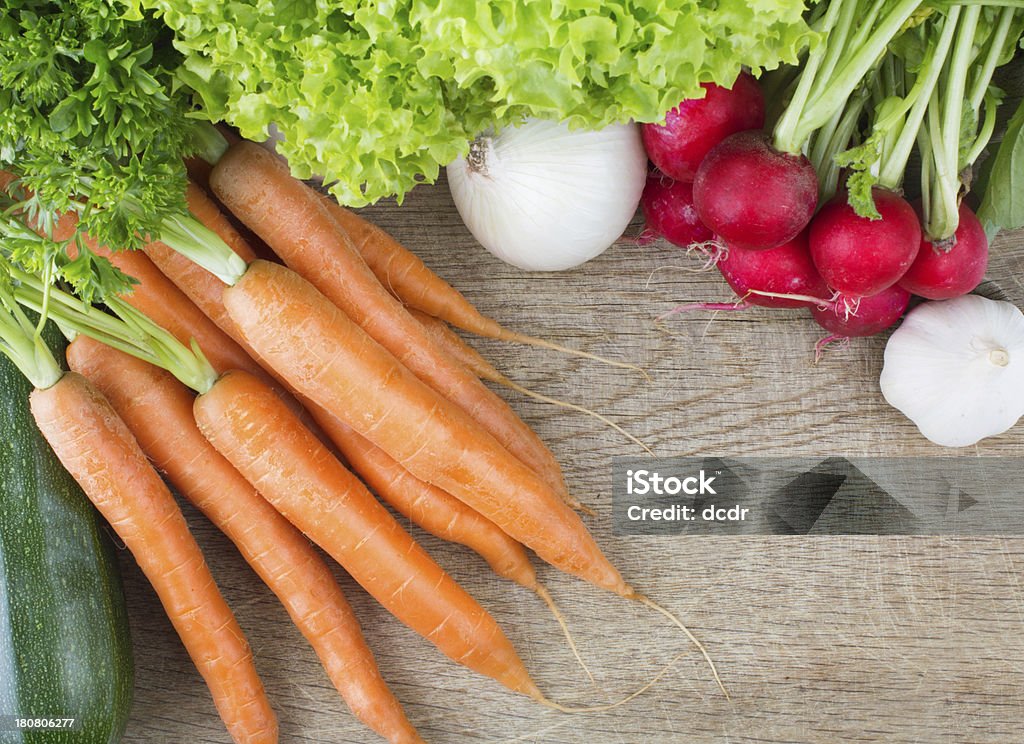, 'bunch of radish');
639,1,1020,353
